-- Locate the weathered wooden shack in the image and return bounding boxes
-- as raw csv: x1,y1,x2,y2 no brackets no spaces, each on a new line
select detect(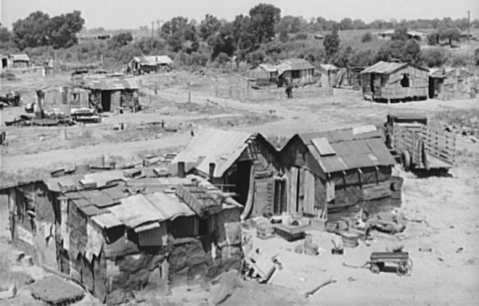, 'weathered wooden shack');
277,59,315,86
170,128,284,219
247,64,279,86
82,78,140,112
38,86,91,115
281,126,401,227
318,64,339,88
128,55,173,74
429,67,476,100
361,61,429,102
